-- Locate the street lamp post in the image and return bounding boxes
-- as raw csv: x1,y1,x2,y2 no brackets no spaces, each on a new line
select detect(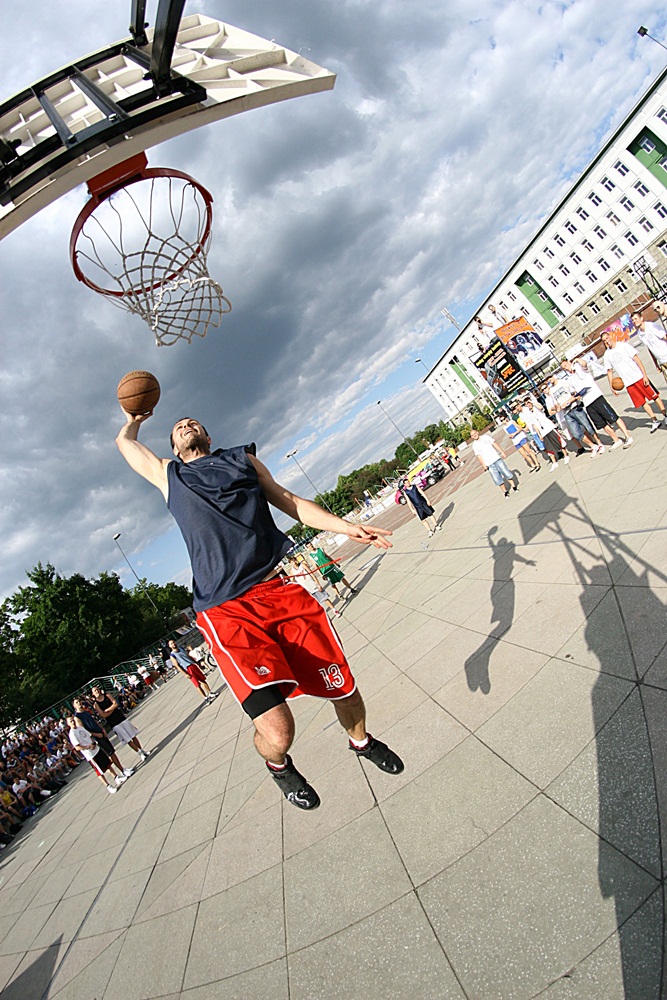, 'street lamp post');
637,25,667,52
112,533,162,619
285,449,334,514
376,400,419,458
